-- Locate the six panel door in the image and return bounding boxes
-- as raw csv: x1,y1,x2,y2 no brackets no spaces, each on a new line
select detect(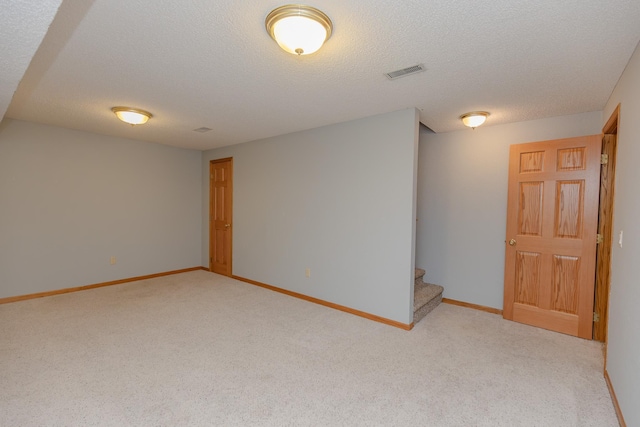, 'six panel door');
503,135,601,339
210,158,233,276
